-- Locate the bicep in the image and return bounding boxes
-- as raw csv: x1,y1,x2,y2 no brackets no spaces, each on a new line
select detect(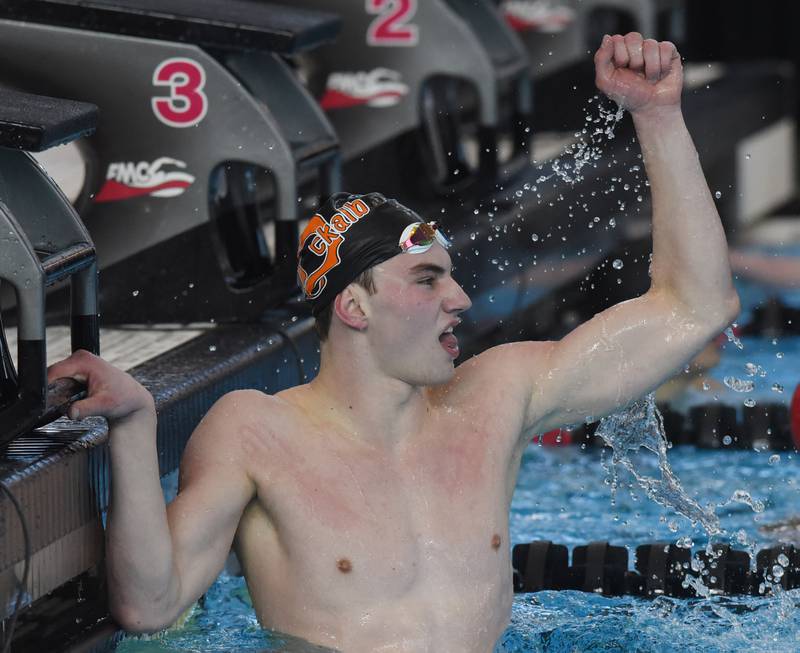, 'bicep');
530,290,721,434
166,397,257,608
